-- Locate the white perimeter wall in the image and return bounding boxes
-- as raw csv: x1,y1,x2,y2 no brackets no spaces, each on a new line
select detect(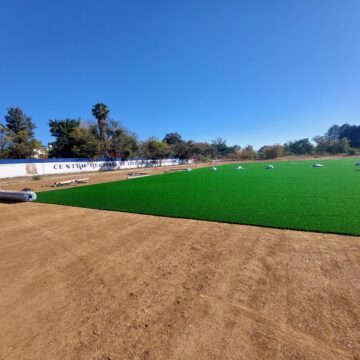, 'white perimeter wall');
0,159,191,179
